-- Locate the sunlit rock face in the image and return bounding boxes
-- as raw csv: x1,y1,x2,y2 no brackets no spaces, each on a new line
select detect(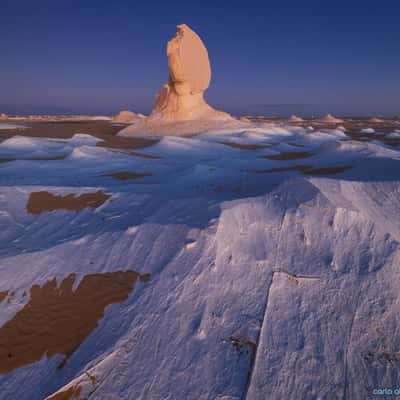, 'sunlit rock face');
150,24,217,121
119,24,234,136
